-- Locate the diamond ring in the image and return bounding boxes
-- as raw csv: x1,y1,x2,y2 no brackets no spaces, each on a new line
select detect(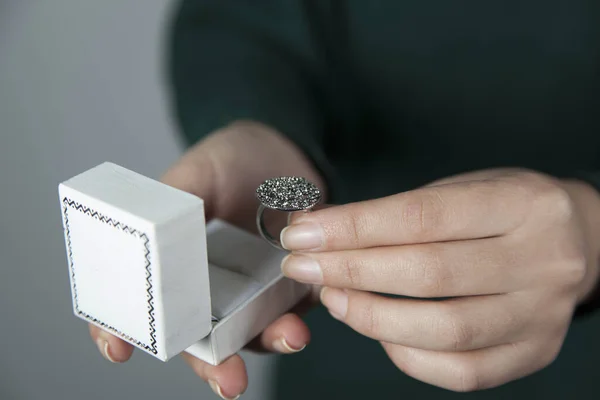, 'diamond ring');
255,176,322,250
